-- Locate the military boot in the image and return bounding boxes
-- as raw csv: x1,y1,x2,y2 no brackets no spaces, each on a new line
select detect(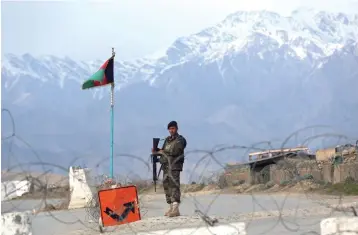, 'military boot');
168,202,180,217
164,203,173,216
